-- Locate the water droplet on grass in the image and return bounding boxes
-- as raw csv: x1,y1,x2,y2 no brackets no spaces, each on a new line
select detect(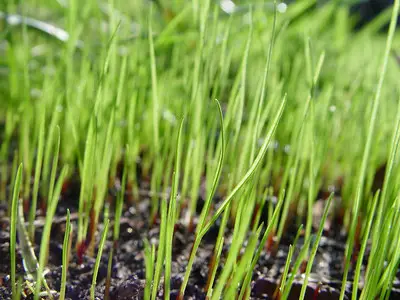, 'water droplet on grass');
277,3,287,14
